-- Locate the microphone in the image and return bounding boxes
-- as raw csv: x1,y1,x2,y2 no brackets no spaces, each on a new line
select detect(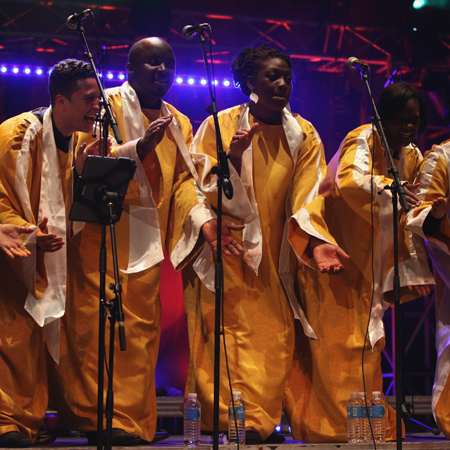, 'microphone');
66,9,91,29
347,56,369,70
182,23,209,40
